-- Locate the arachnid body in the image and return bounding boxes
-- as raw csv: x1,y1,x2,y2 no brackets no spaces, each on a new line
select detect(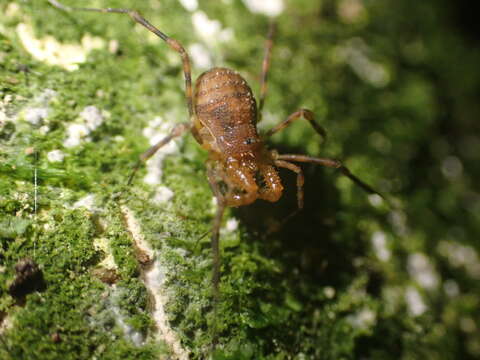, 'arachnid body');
48,1,384,301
